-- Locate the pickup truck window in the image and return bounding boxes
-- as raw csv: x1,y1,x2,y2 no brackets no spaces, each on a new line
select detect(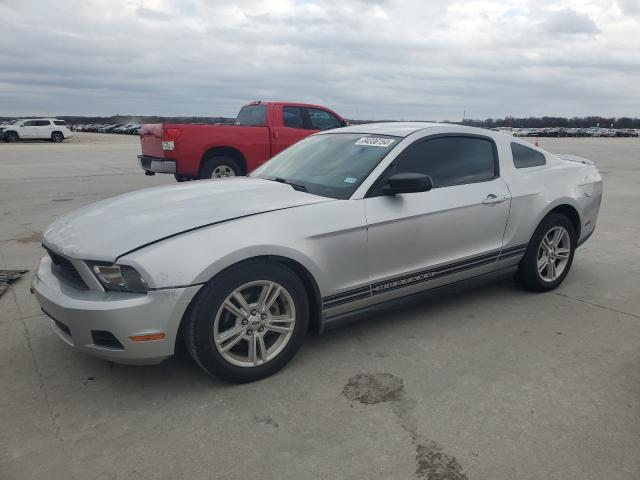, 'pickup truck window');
283,106,304,129
251,133,399,199
306,108,342,130
235,105,266,126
